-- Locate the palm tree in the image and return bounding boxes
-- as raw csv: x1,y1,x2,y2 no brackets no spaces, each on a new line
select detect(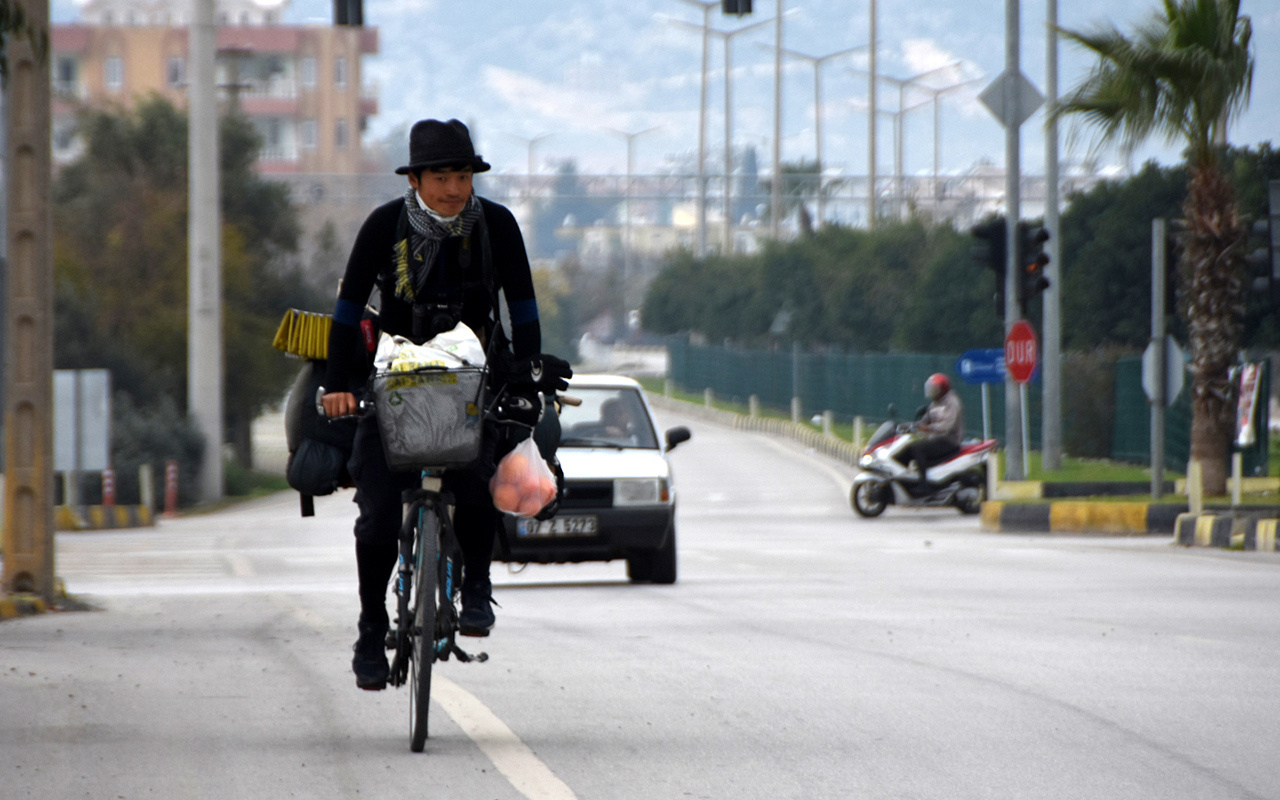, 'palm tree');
1057,0,1254,495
